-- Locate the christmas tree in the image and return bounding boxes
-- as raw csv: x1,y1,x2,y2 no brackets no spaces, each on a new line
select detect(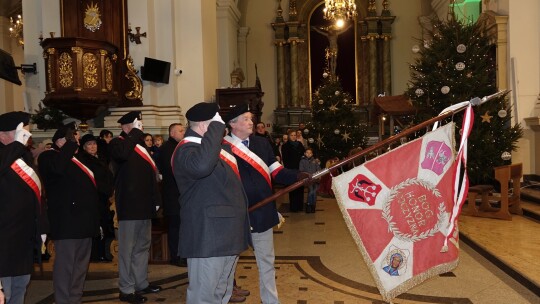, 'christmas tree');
305,74,367,163
405,16,522,185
